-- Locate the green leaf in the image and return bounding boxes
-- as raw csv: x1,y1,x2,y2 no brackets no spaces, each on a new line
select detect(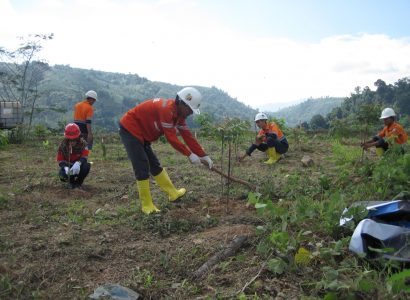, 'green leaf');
267,258,287,275
387,269,410,293
358,278,374,292
323,292,338,300
255,203,267,209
